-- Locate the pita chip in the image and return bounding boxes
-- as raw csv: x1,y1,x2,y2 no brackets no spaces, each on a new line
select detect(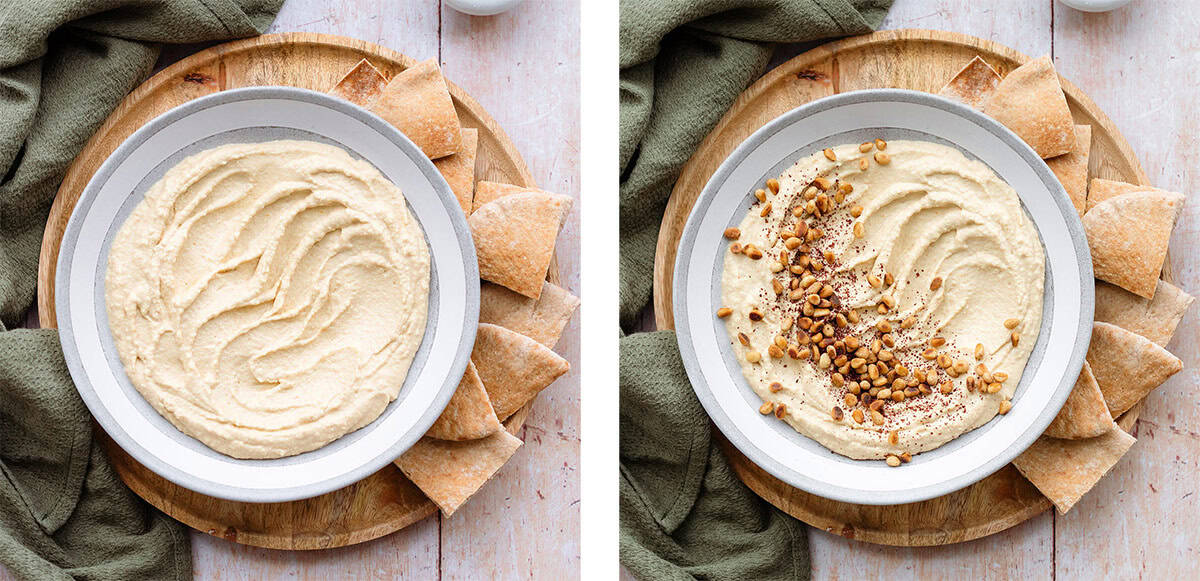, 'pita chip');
469,191,572,299
1012,427,1135,513
434,128,479,215
1086,178,1139,213
396,430,522,516
472,181,535,213
982,55,1076,158
472,323,570,421
939,56,1001,109
1046,124,1092,216
370,59,462,159
1084,178,1172,214
1087,322,1182,418
480,281,579,348
1043,362,1114,440
328,59,388,108
426,362,502,441
1095,279,1194,347
1082,190,1185,298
